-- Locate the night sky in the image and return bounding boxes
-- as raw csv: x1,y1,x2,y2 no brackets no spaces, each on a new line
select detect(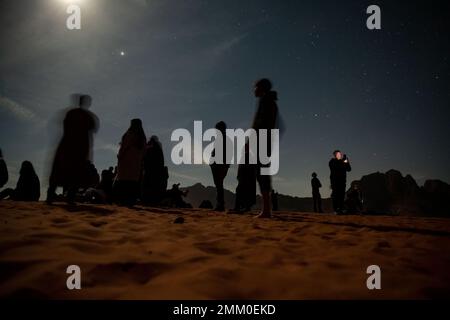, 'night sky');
0,0,449,197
